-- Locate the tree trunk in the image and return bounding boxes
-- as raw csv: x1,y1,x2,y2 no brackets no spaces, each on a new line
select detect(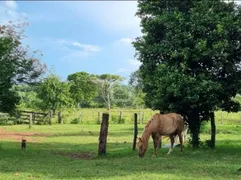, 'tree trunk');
58,111,62,124
210,112,216,148
53,109,56,117
187,109,201,148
